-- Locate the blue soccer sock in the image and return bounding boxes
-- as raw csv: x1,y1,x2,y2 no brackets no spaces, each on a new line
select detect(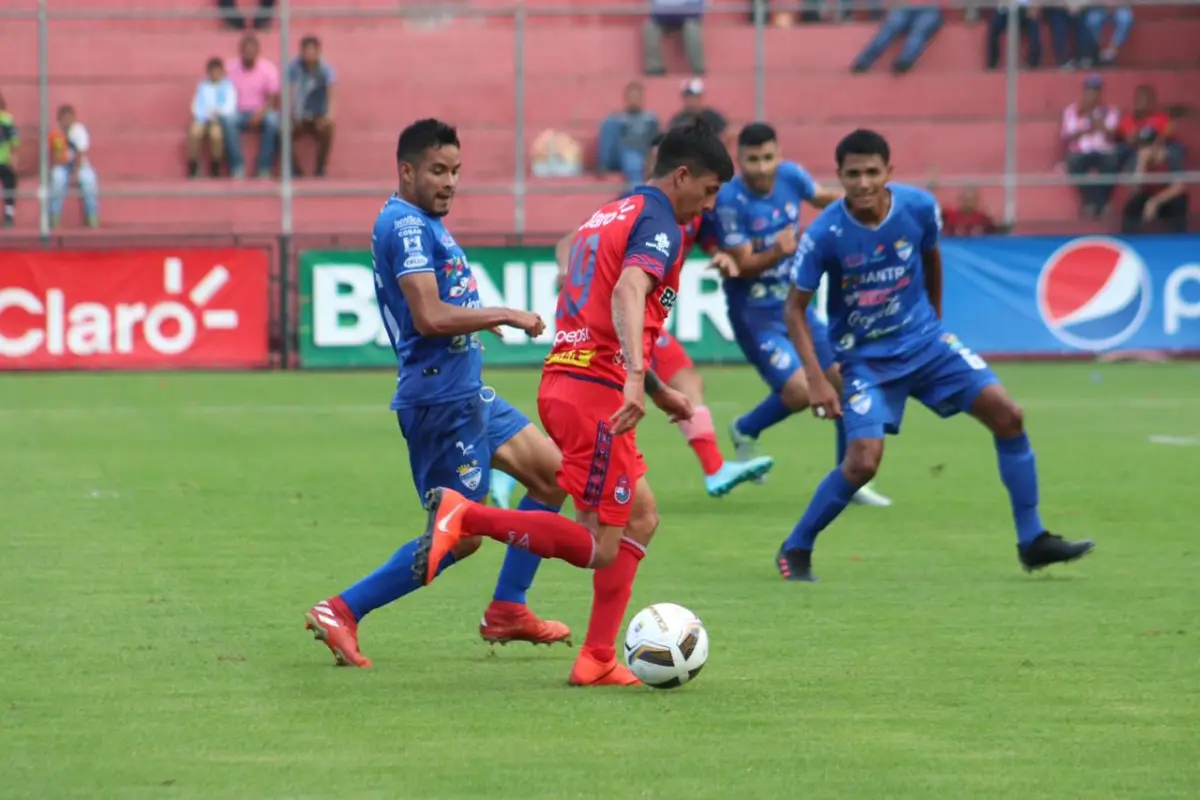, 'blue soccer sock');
737,393,793,439
491,495,558,604
995,433,1044,547
782,468,858,552
340,538,459,621
835,418,848,466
